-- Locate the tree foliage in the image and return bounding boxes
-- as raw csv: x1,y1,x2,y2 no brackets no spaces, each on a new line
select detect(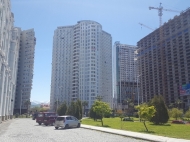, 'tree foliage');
89,106,102,121
135,103,156,131
75,100,82,120
149,95,169,124
82,101,88,115
92,100,111,126
123,98,134,117
66,100,82,120
66,101,76,116
24,100,31,113
174,99,183,109
169,108,183,120
57,102,67,116
30,106,41,112
185,109,190,118
54,100,61,112
116,110,124,121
